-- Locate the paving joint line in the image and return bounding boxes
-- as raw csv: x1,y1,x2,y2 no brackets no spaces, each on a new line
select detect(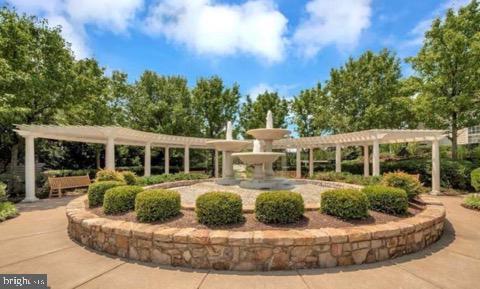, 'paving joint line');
444,248,480,262
196,270,211,289
393,262,446,289
0,228,67,243
71,262,127,289
0,245,77,269
296,269,314,289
